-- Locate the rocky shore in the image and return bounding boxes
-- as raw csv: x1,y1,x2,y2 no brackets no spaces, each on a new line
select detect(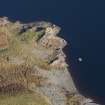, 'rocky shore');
0,17,100,105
